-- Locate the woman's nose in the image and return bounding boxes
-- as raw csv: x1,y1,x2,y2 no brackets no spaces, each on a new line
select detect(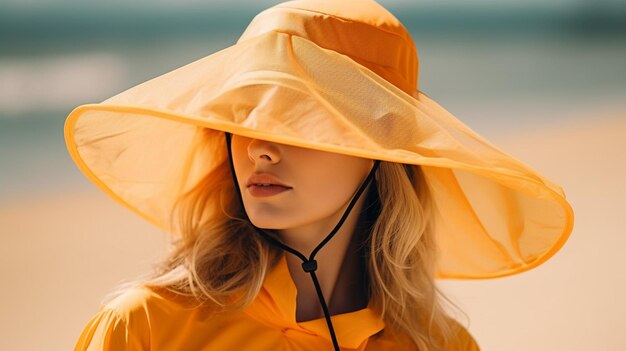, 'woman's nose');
247,139,281,164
